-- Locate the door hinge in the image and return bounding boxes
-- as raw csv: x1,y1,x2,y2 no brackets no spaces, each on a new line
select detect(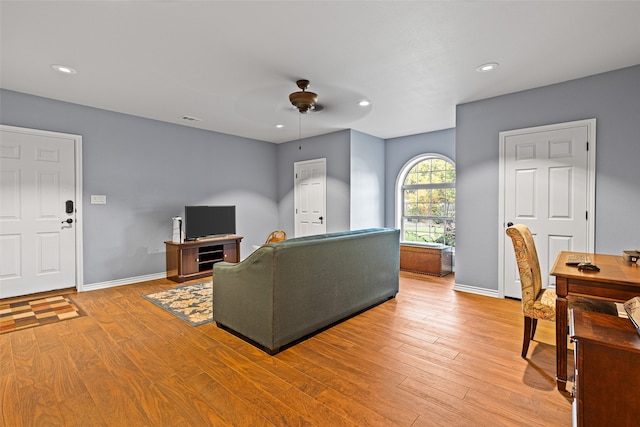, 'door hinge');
586,211,588,220
586,141,589,151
